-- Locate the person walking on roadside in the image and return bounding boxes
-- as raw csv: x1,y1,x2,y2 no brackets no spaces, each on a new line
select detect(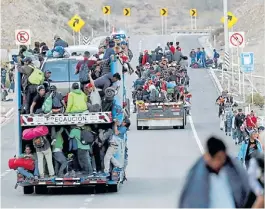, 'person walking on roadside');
8,67,15,93
179,136,254,208
213,49,220,69
238,129,263,169
235,108,246,144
